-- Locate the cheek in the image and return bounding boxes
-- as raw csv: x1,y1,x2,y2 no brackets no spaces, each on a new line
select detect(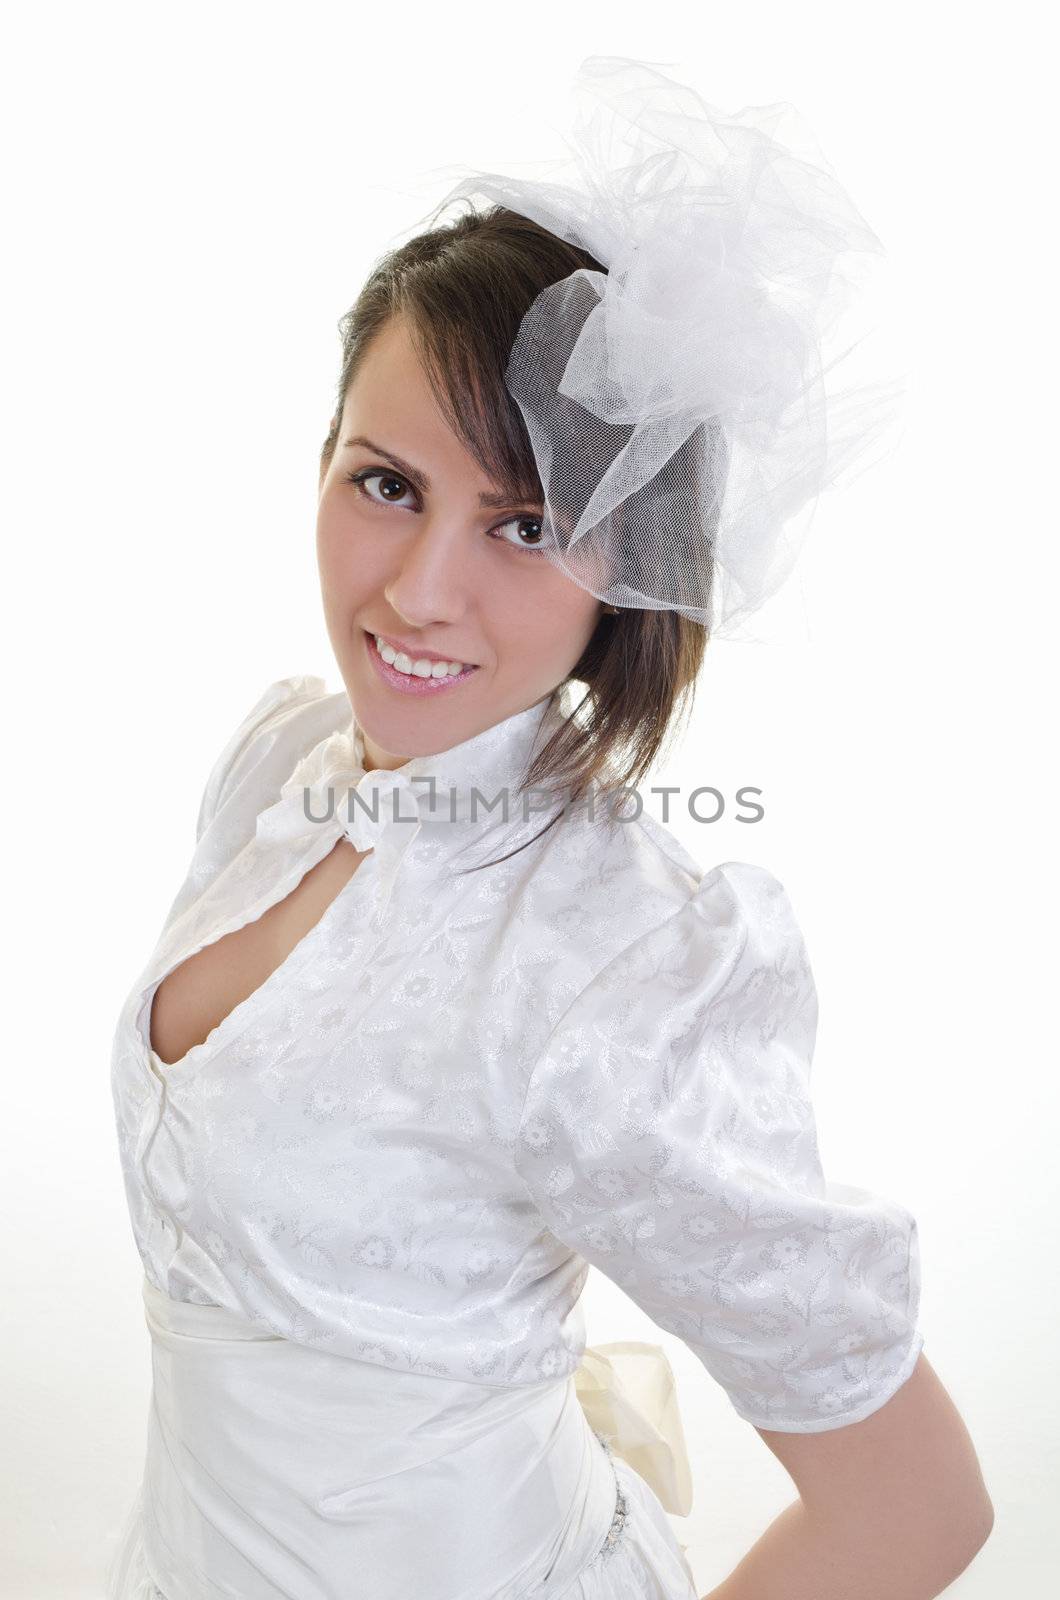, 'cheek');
543,570,603,644
316,508,382,604
496,573,600,668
